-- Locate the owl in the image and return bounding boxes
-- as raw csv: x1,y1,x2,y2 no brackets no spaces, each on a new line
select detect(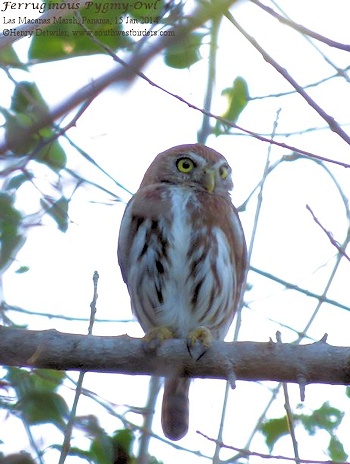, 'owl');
118,143,247,440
